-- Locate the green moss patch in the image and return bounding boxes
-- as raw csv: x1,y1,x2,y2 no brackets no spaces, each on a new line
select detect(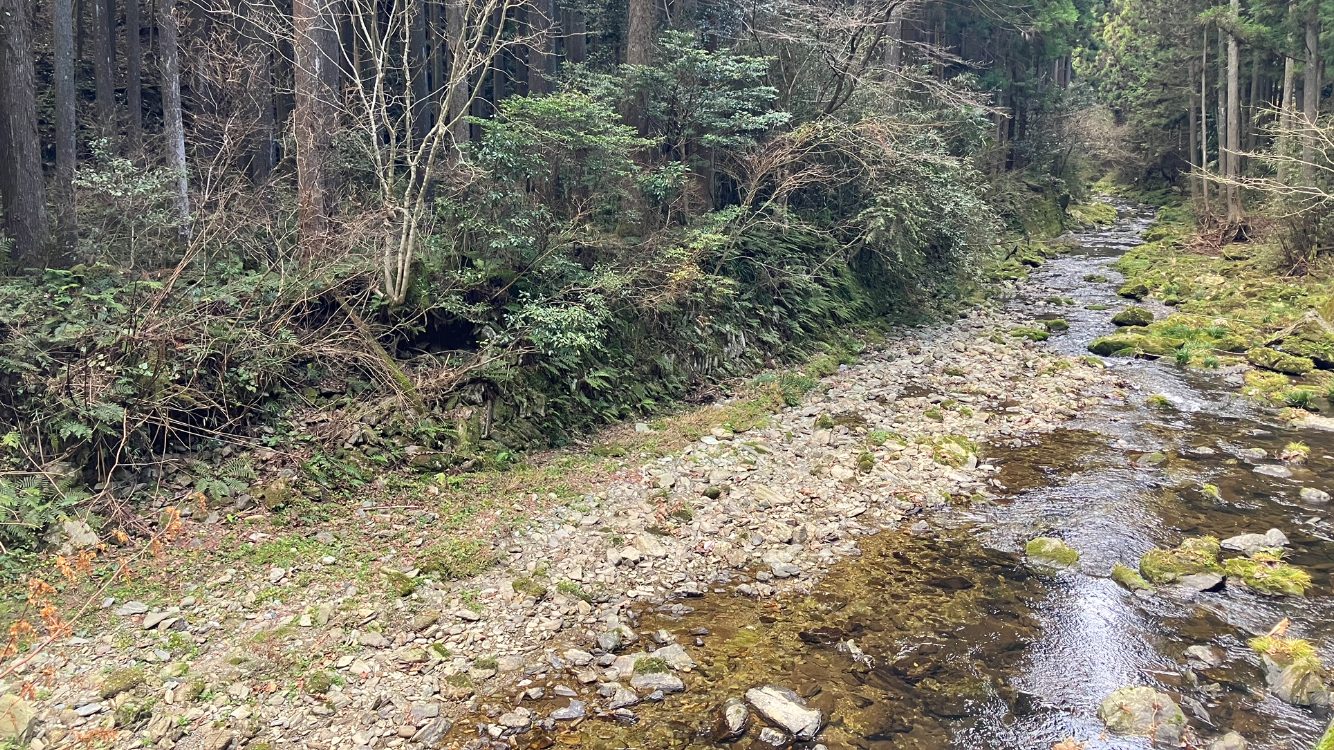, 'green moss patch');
1111,562,1154,591
1139,536,1221,584
1223,552,1312,596
1025,537,1080,567
1112,307,1154,327
1088,332,1178,358
1247,347,1315,376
